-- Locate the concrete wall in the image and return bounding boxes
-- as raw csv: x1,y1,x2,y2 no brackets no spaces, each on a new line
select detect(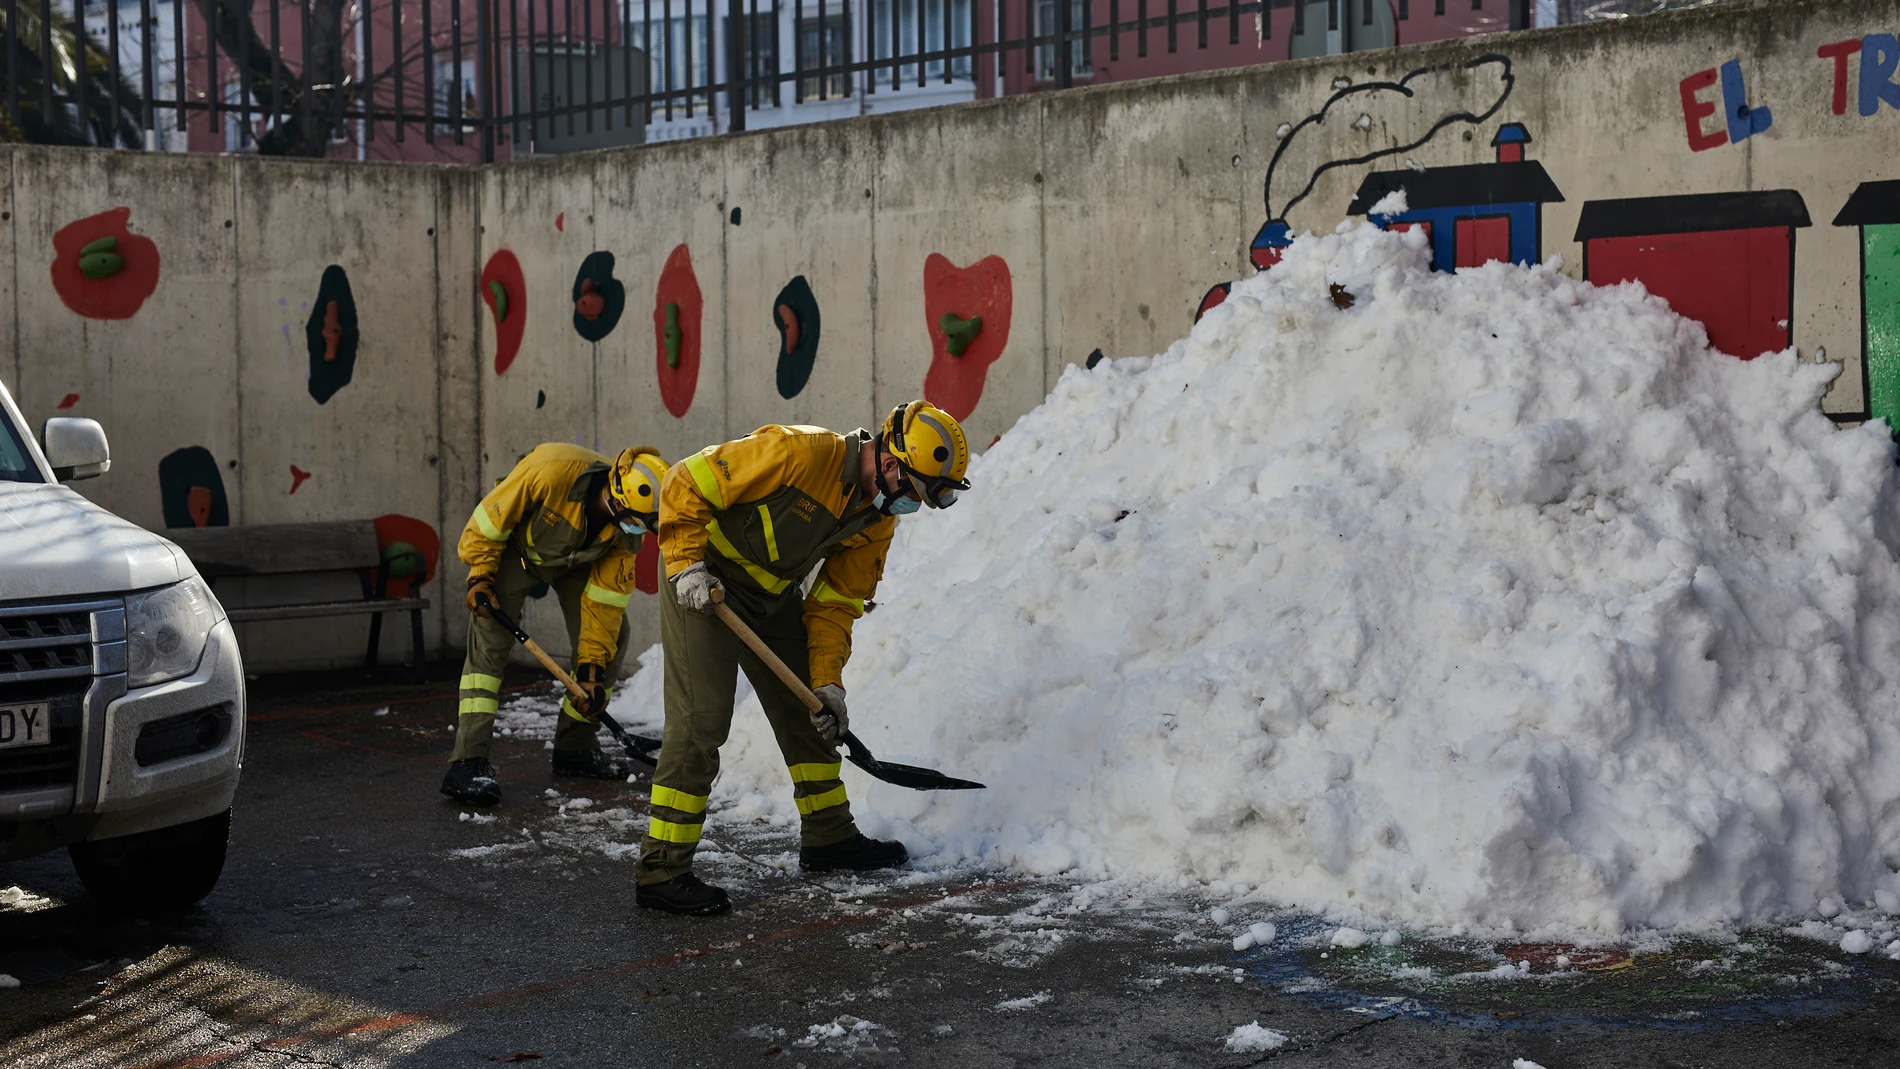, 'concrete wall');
2,0,1893,673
